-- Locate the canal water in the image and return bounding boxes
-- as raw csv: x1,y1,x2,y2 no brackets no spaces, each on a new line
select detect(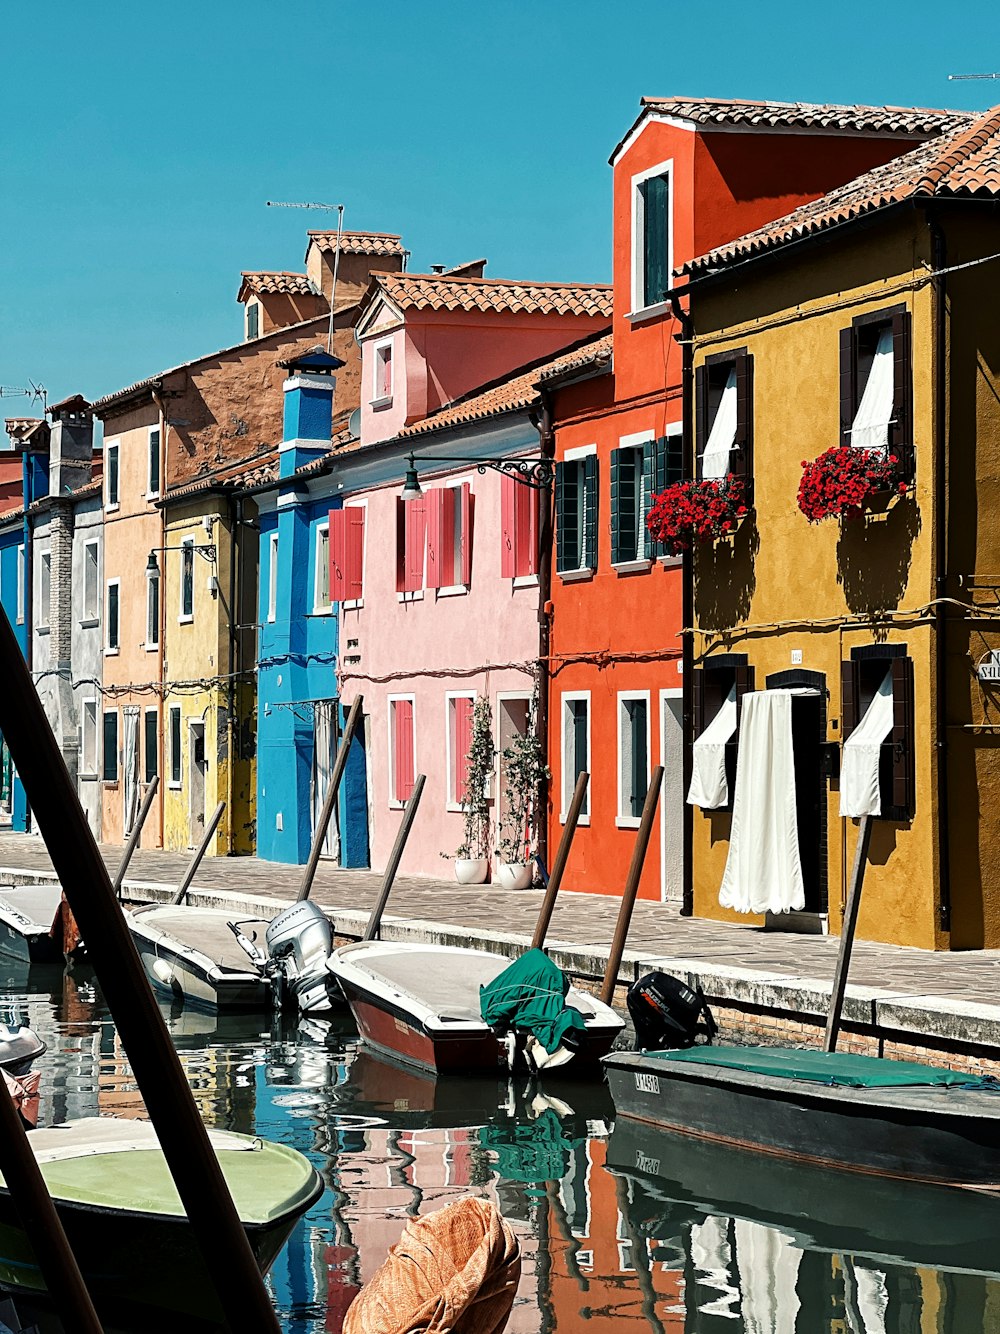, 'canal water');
3,961,1000,1331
